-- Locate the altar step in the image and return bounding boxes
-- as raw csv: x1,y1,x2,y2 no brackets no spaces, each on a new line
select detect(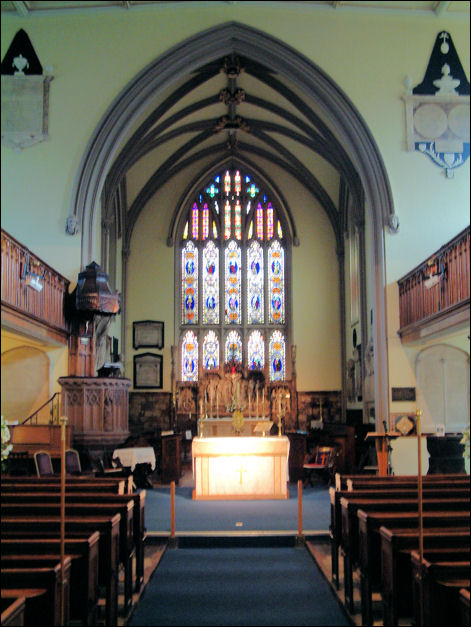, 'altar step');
146,529,329,548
